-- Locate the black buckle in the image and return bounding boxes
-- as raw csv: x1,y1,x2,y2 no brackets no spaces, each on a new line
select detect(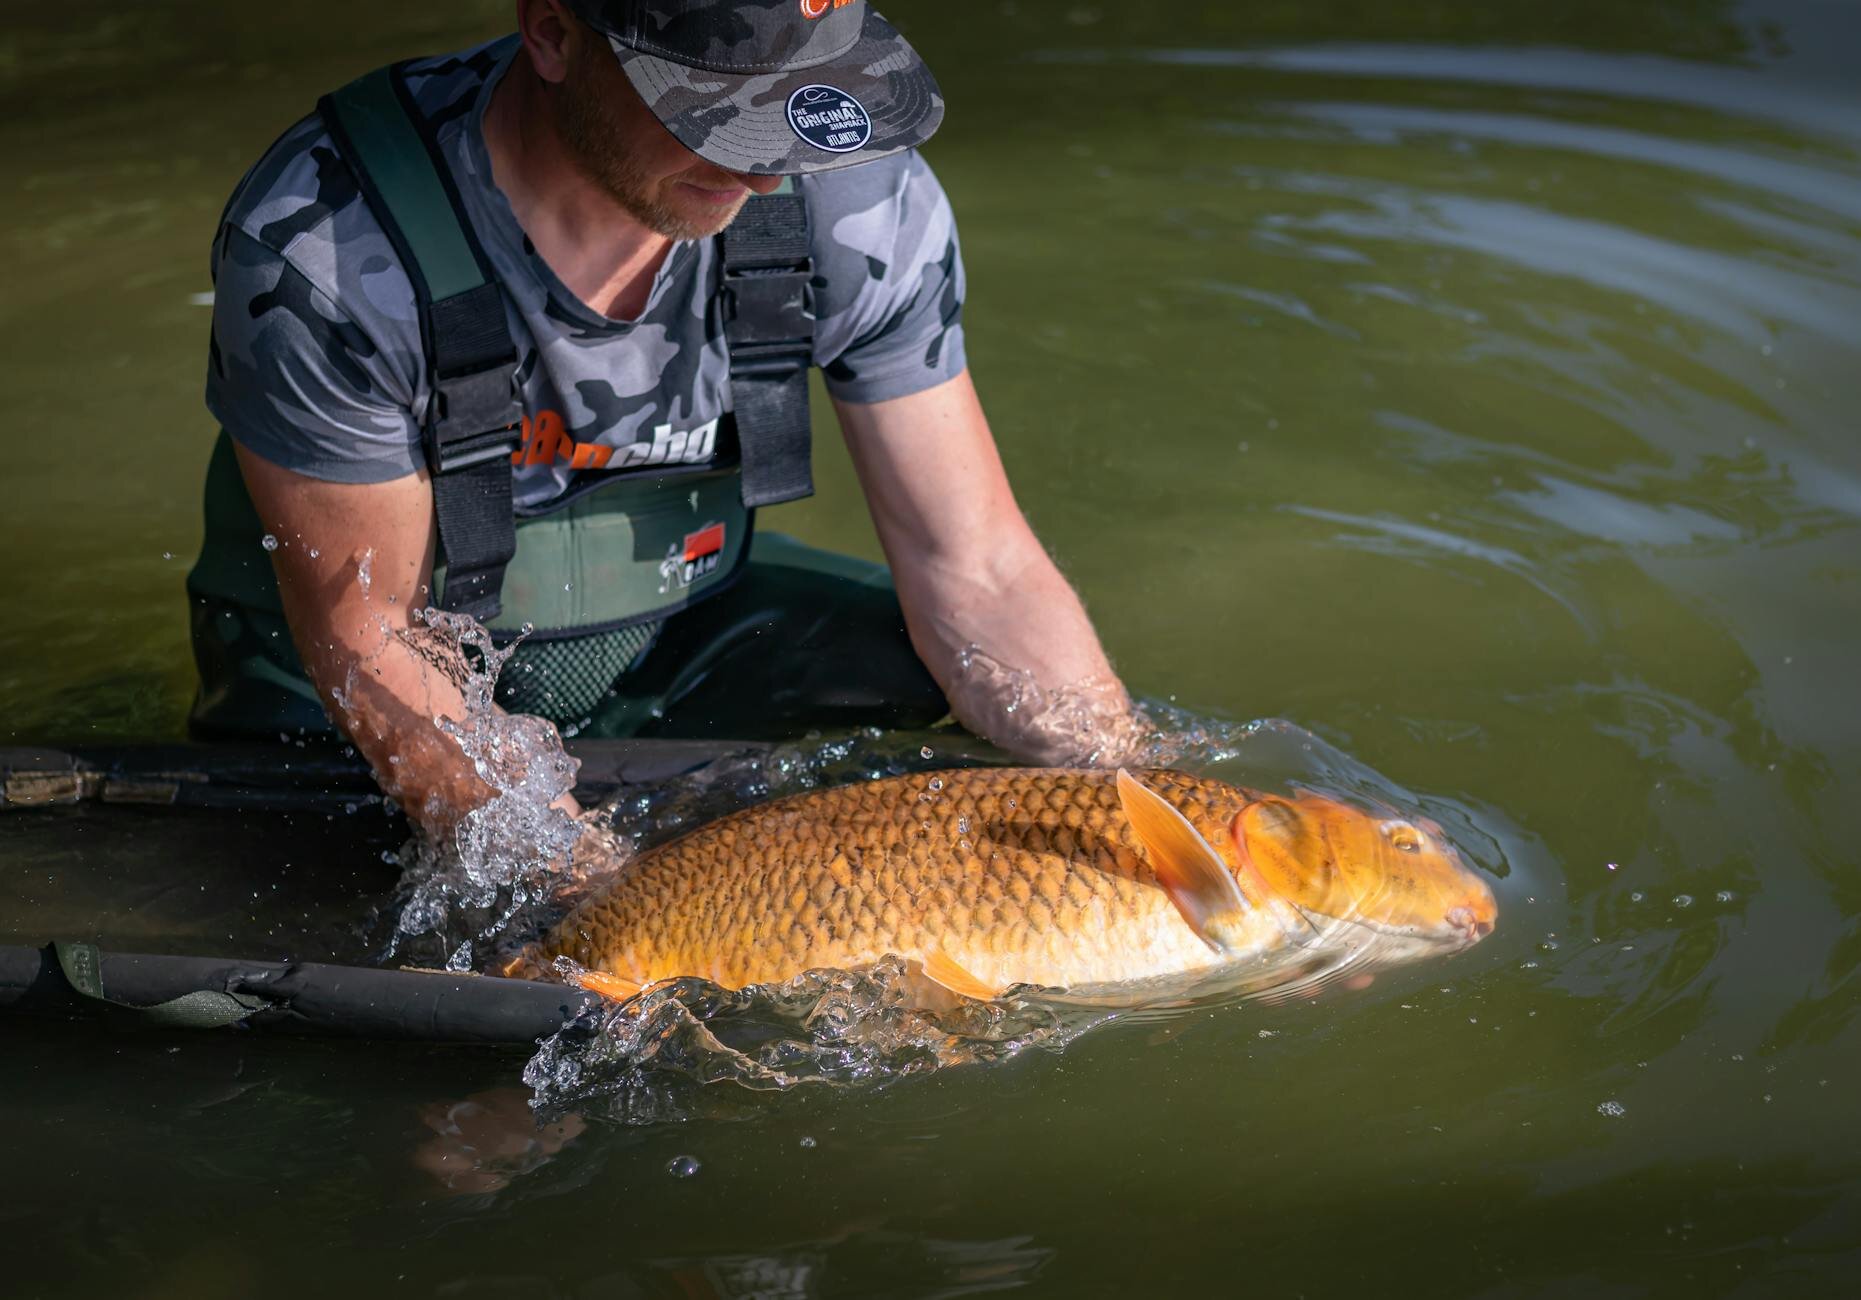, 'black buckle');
722,270,814,348
426,364,522,476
